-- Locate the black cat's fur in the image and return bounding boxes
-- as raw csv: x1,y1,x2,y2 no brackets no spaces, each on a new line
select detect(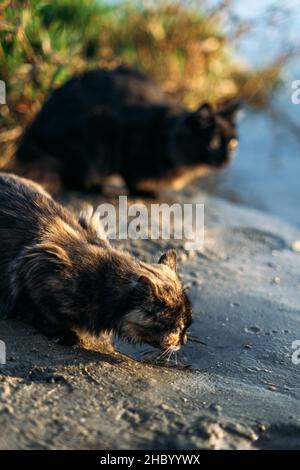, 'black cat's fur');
0,173,192,350
14,66,239,196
